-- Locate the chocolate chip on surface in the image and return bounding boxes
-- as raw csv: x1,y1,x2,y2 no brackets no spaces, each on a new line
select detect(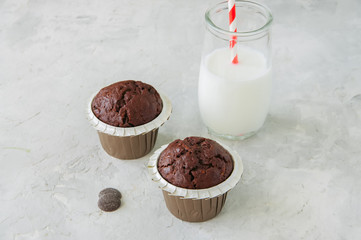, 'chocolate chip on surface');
98,188,122,212
98,188,122,199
